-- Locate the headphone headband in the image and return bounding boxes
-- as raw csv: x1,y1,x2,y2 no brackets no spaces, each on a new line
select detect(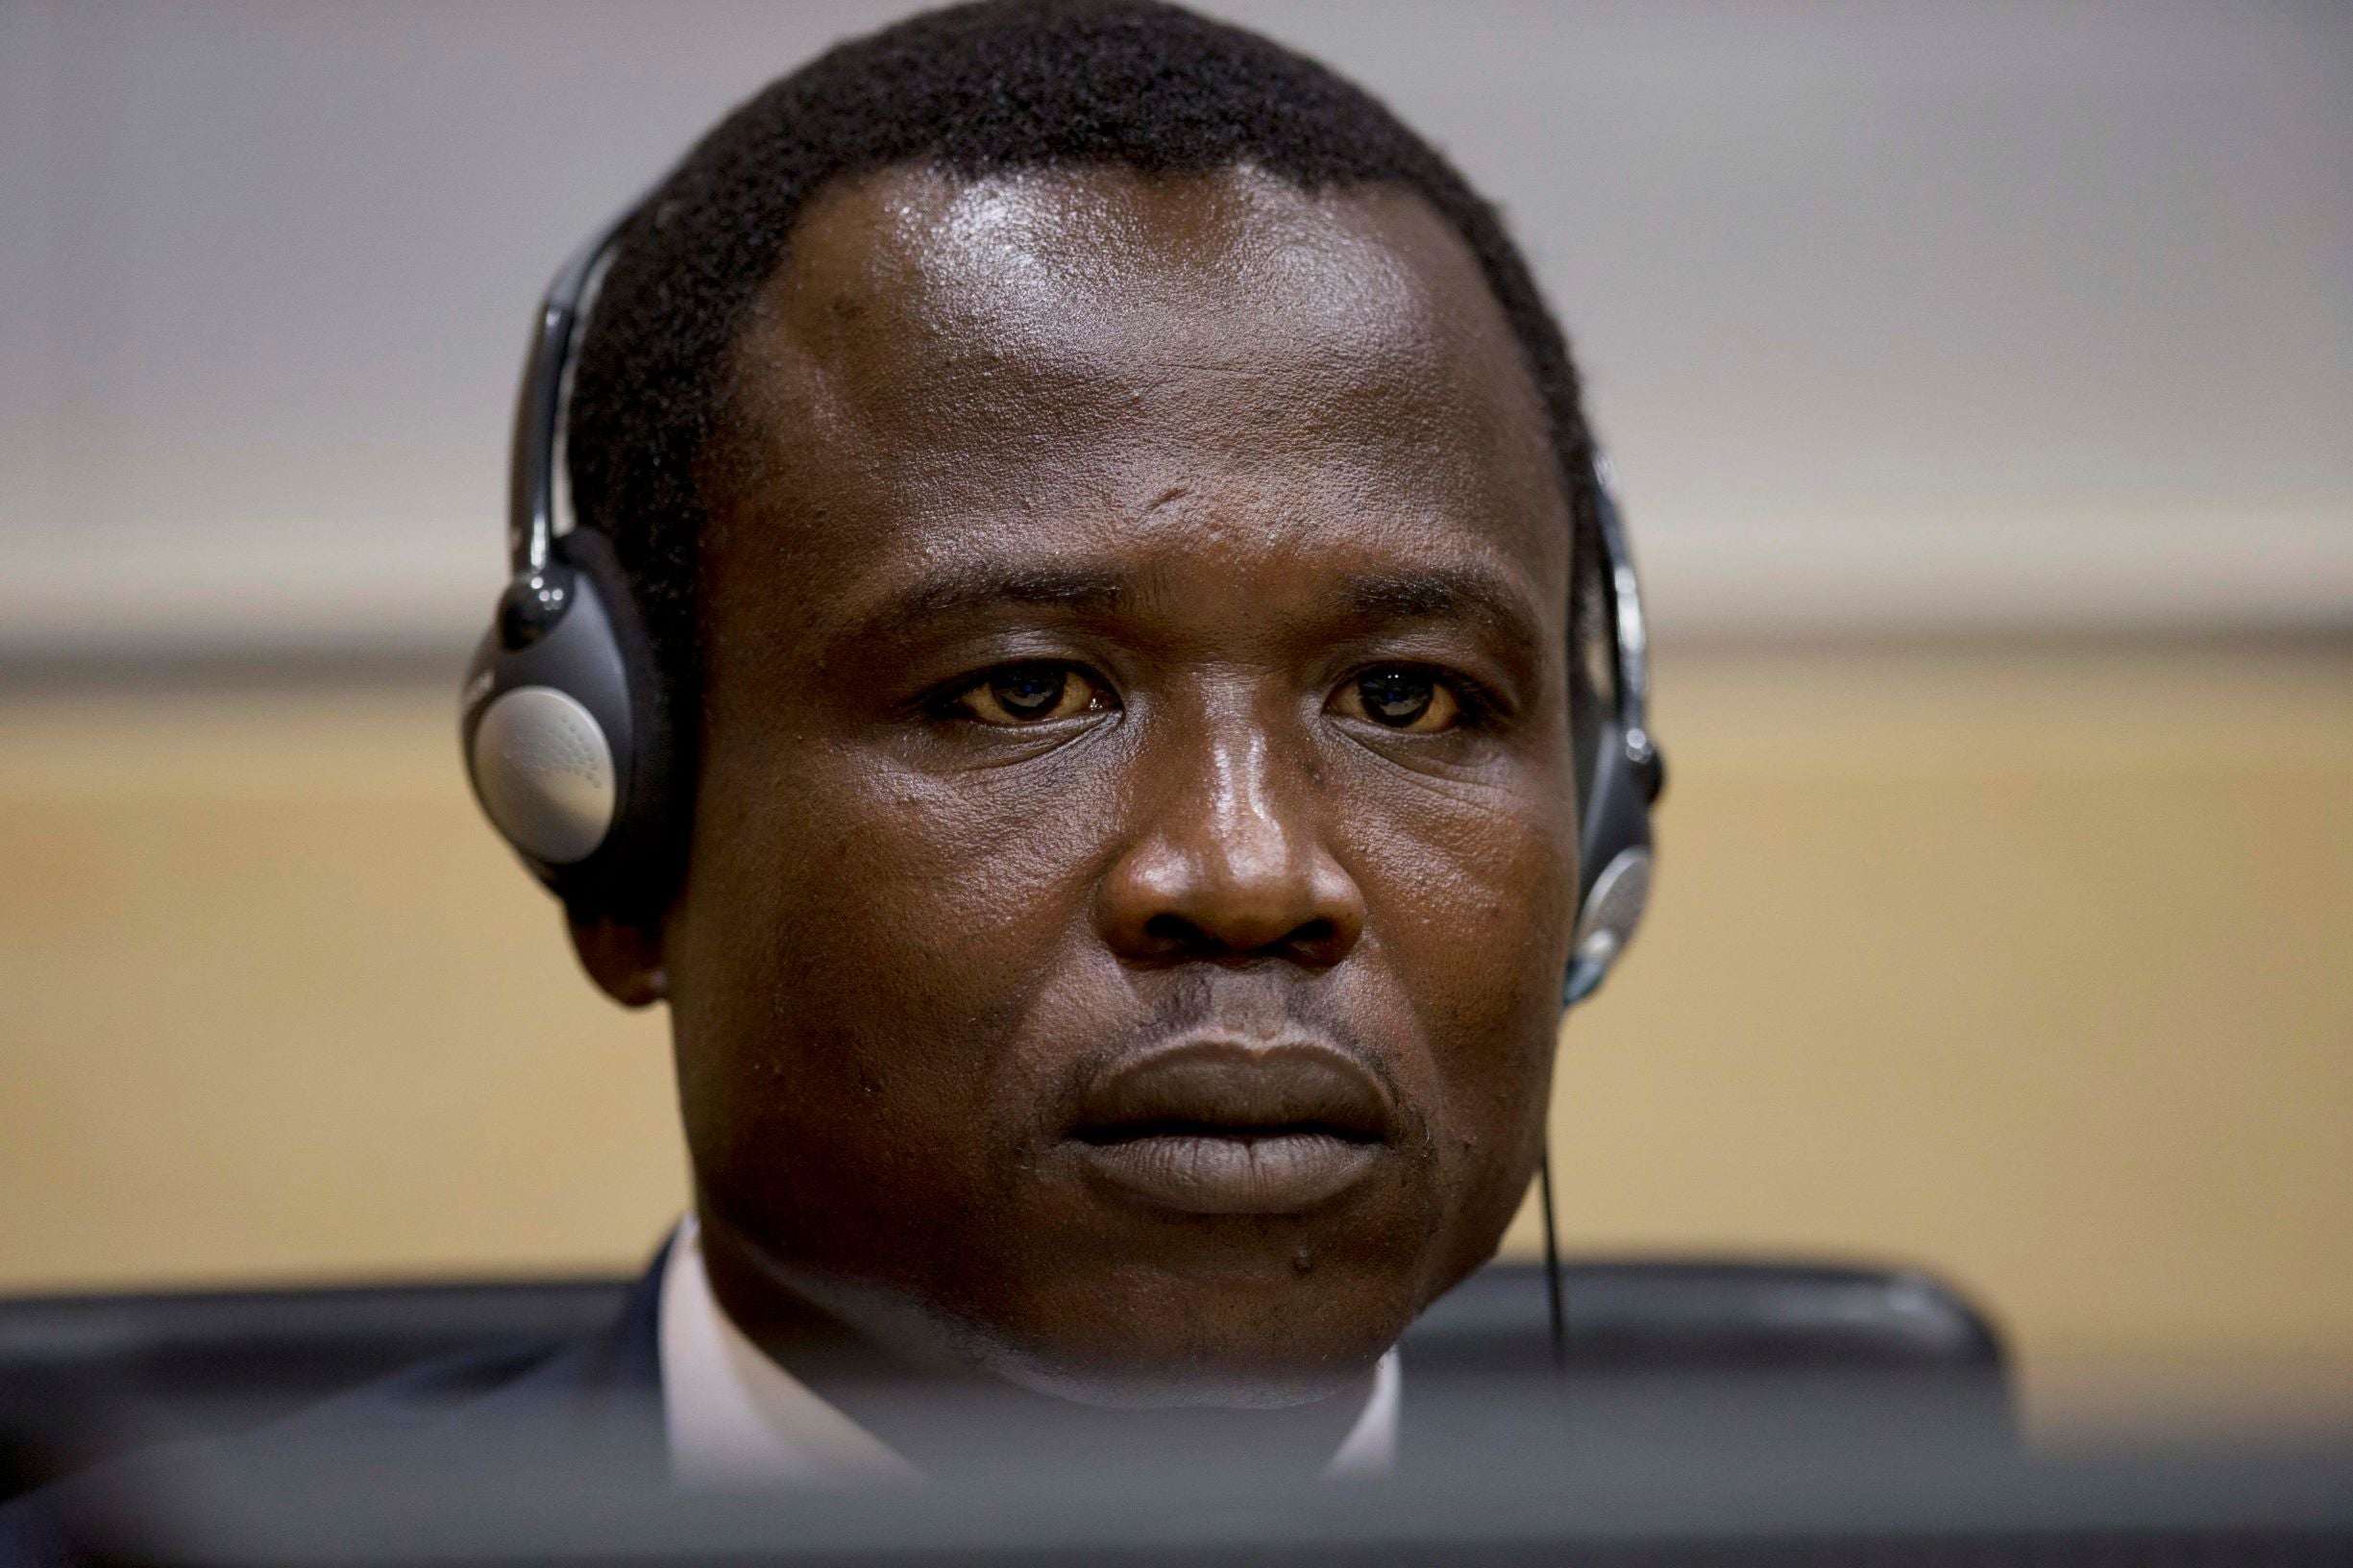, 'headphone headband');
509,213,636,578
1591,455,1650,747
1562,458,1663,1006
